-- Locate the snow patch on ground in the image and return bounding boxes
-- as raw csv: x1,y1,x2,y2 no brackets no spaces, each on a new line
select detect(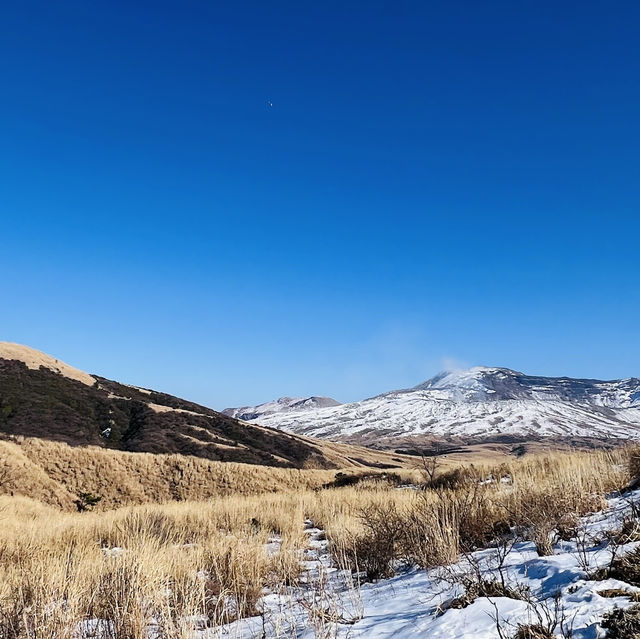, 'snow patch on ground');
207,489,640,639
